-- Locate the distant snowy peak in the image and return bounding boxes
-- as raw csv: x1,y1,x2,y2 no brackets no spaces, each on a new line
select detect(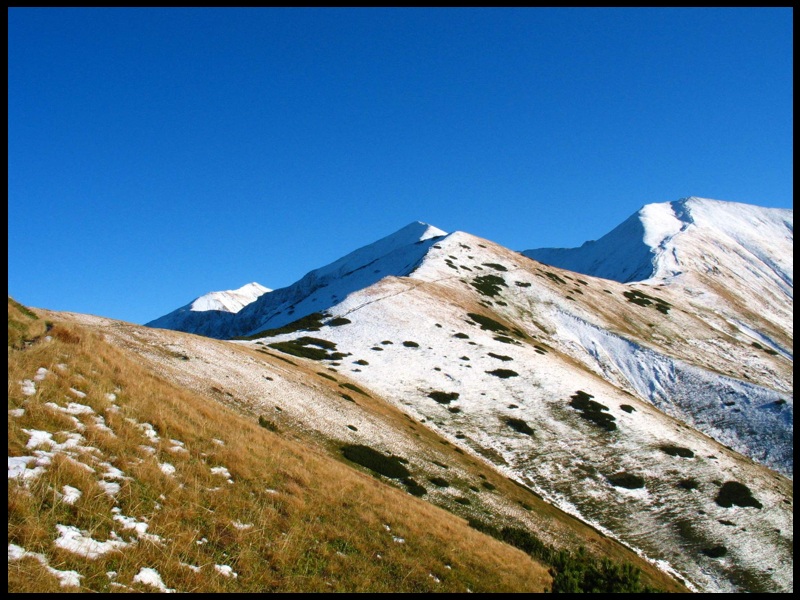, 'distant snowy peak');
145,282,271,337
523,197,793,286
190,282,271,313
146,222,449,339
